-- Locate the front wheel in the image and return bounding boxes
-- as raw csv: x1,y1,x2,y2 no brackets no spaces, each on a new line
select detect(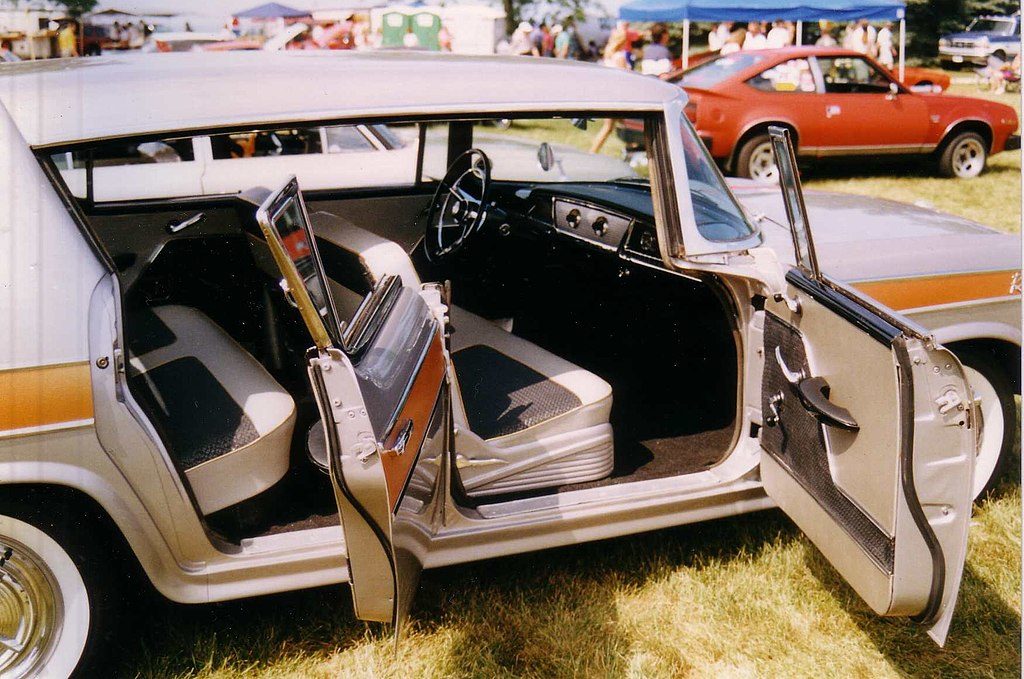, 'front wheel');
735,133,780,184
0,514,93,678
938,131,988,178
958,349,1016,500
